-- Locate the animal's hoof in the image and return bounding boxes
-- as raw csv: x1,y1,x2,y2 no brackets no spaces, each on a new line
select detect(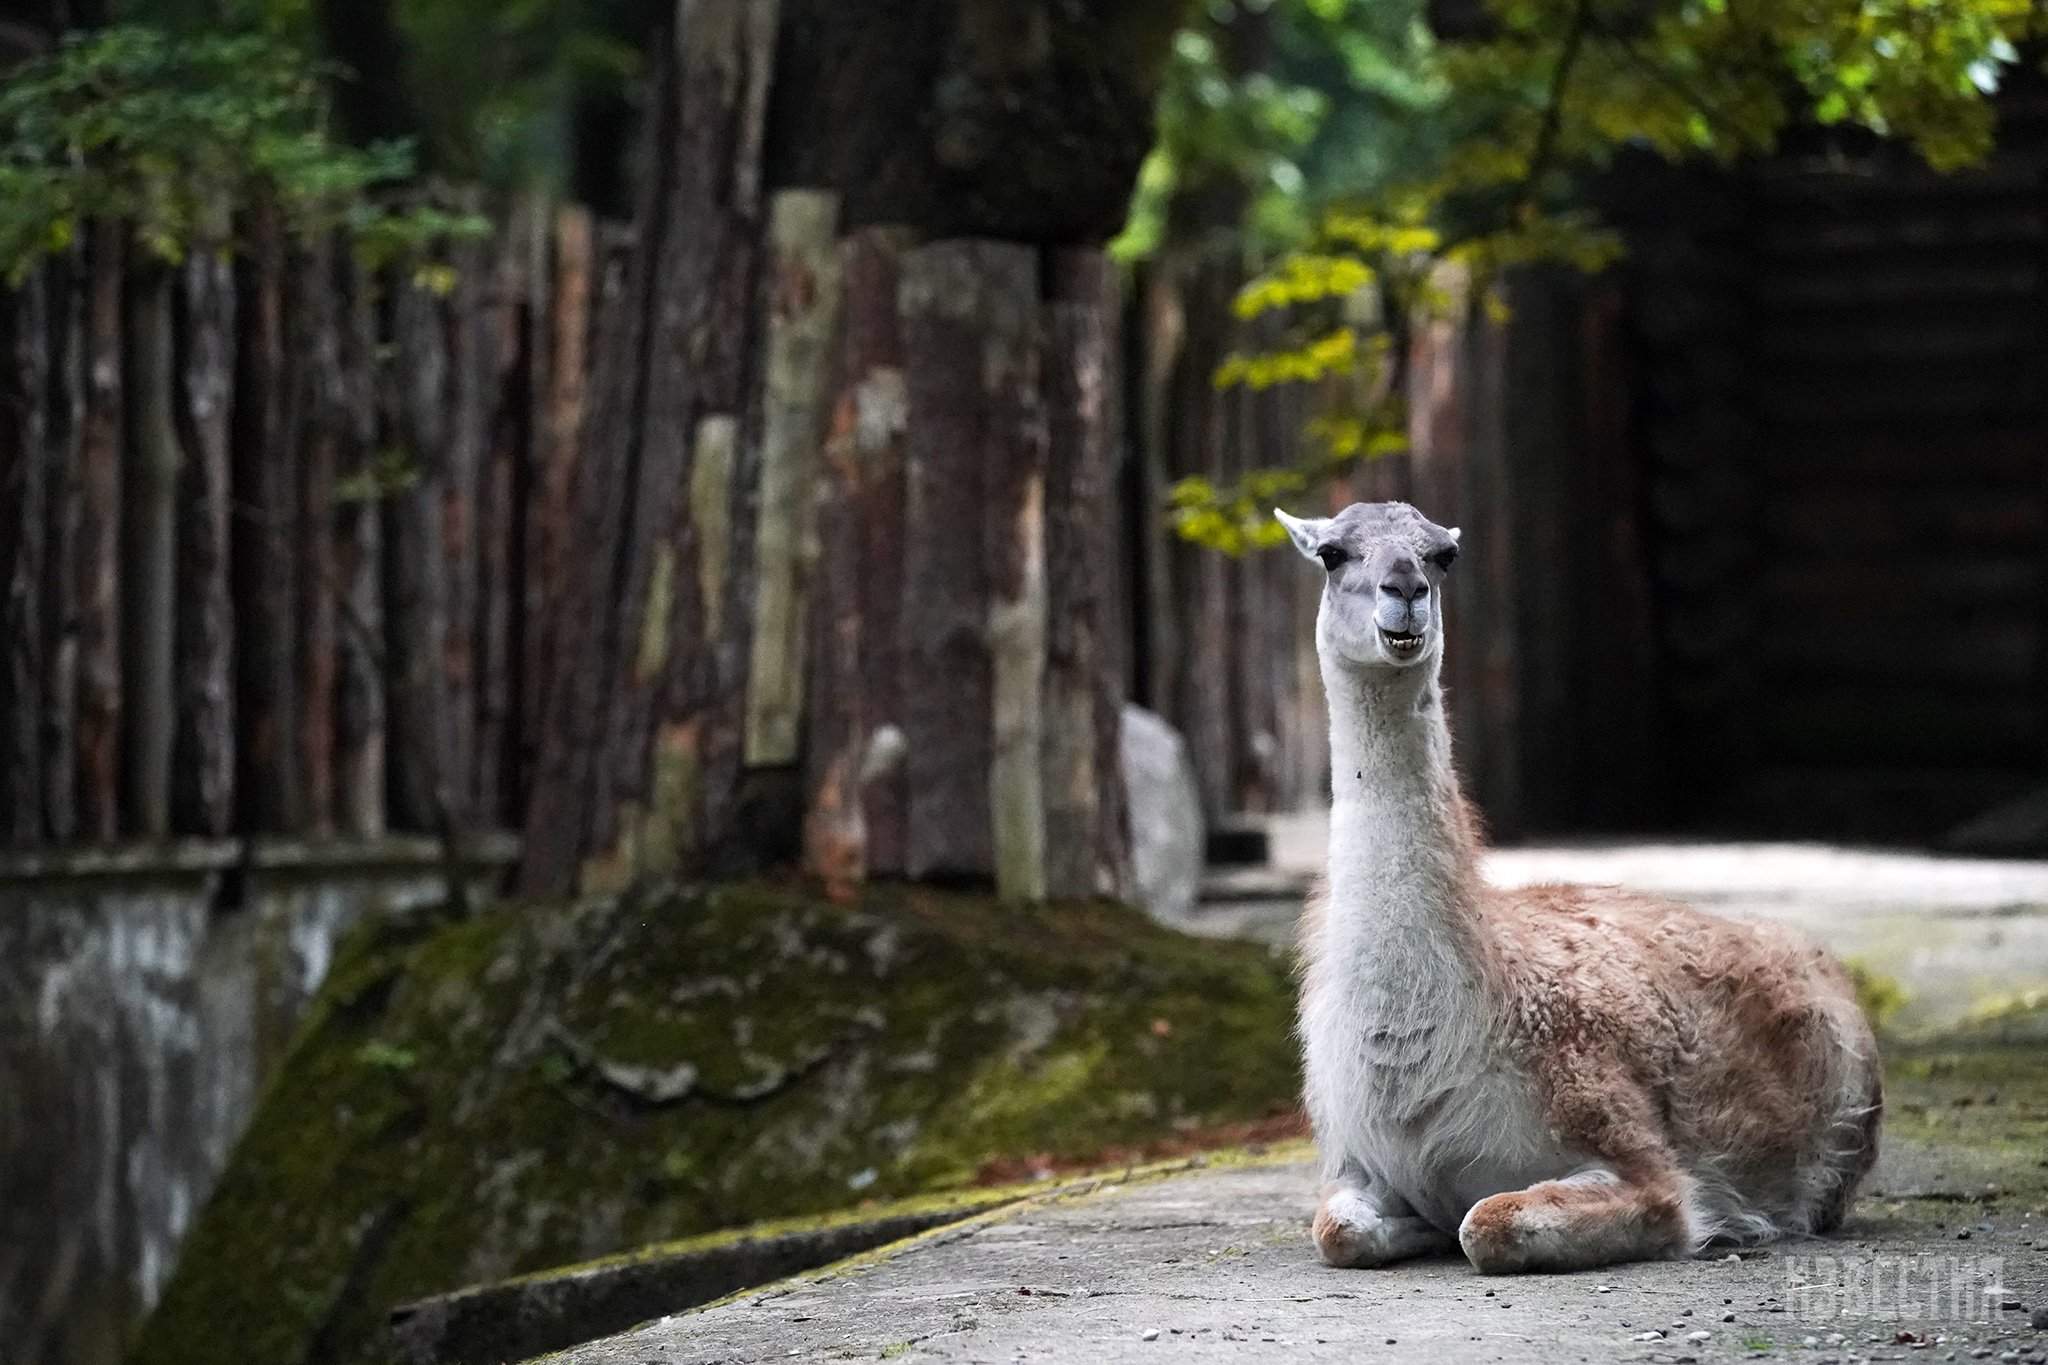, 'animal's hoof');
1312,1193,1376,1268
1458,1193,1542,1274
